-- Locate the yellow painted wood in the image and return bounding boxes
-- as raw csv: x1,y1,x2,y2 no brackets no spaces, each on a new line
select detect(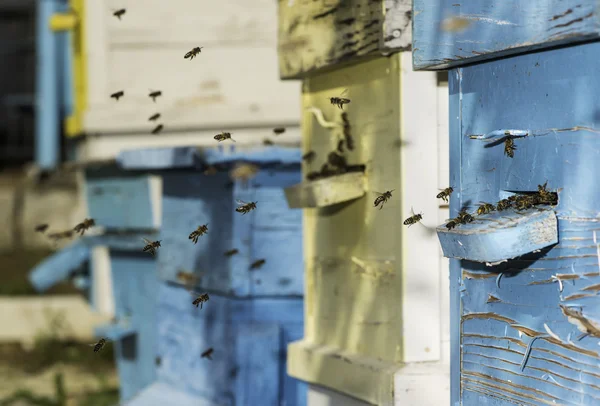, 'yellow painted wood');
288,54,404,405
65,0,86,137
49,13,77,31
